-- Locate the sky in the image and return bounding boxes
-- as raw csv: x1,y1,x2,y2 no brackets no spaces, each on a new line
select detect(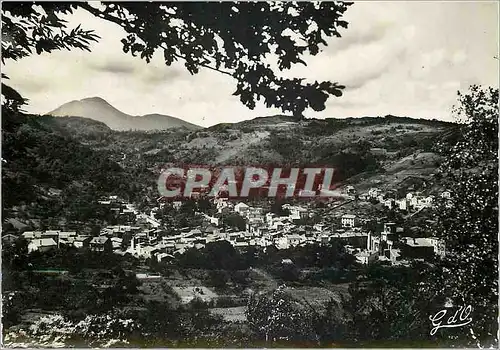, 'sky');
3,1,499,127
